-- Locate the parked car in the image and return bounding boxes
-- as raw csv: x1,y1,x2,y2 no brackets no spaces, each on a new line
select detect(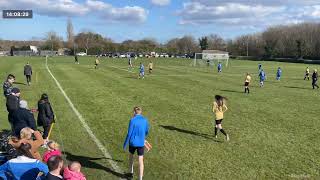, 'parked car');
76,52,87,56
